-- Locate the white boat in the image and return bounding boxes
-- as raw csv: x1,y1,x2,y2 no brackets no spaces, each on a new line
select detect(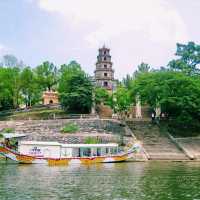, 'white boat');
0,133,141,166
